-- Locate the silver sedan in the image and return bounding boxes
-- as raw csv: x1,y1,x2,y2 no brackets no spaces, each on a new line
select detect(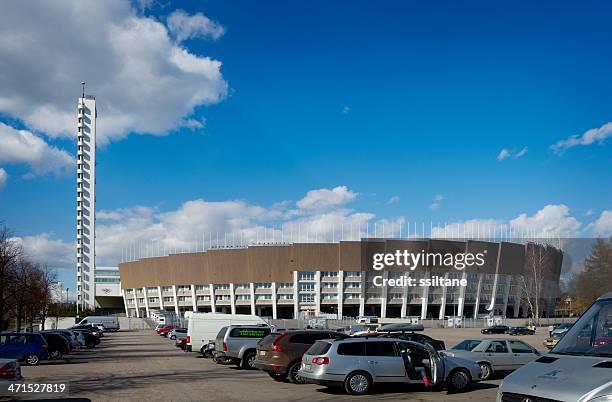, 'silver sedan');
443,338,541,380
